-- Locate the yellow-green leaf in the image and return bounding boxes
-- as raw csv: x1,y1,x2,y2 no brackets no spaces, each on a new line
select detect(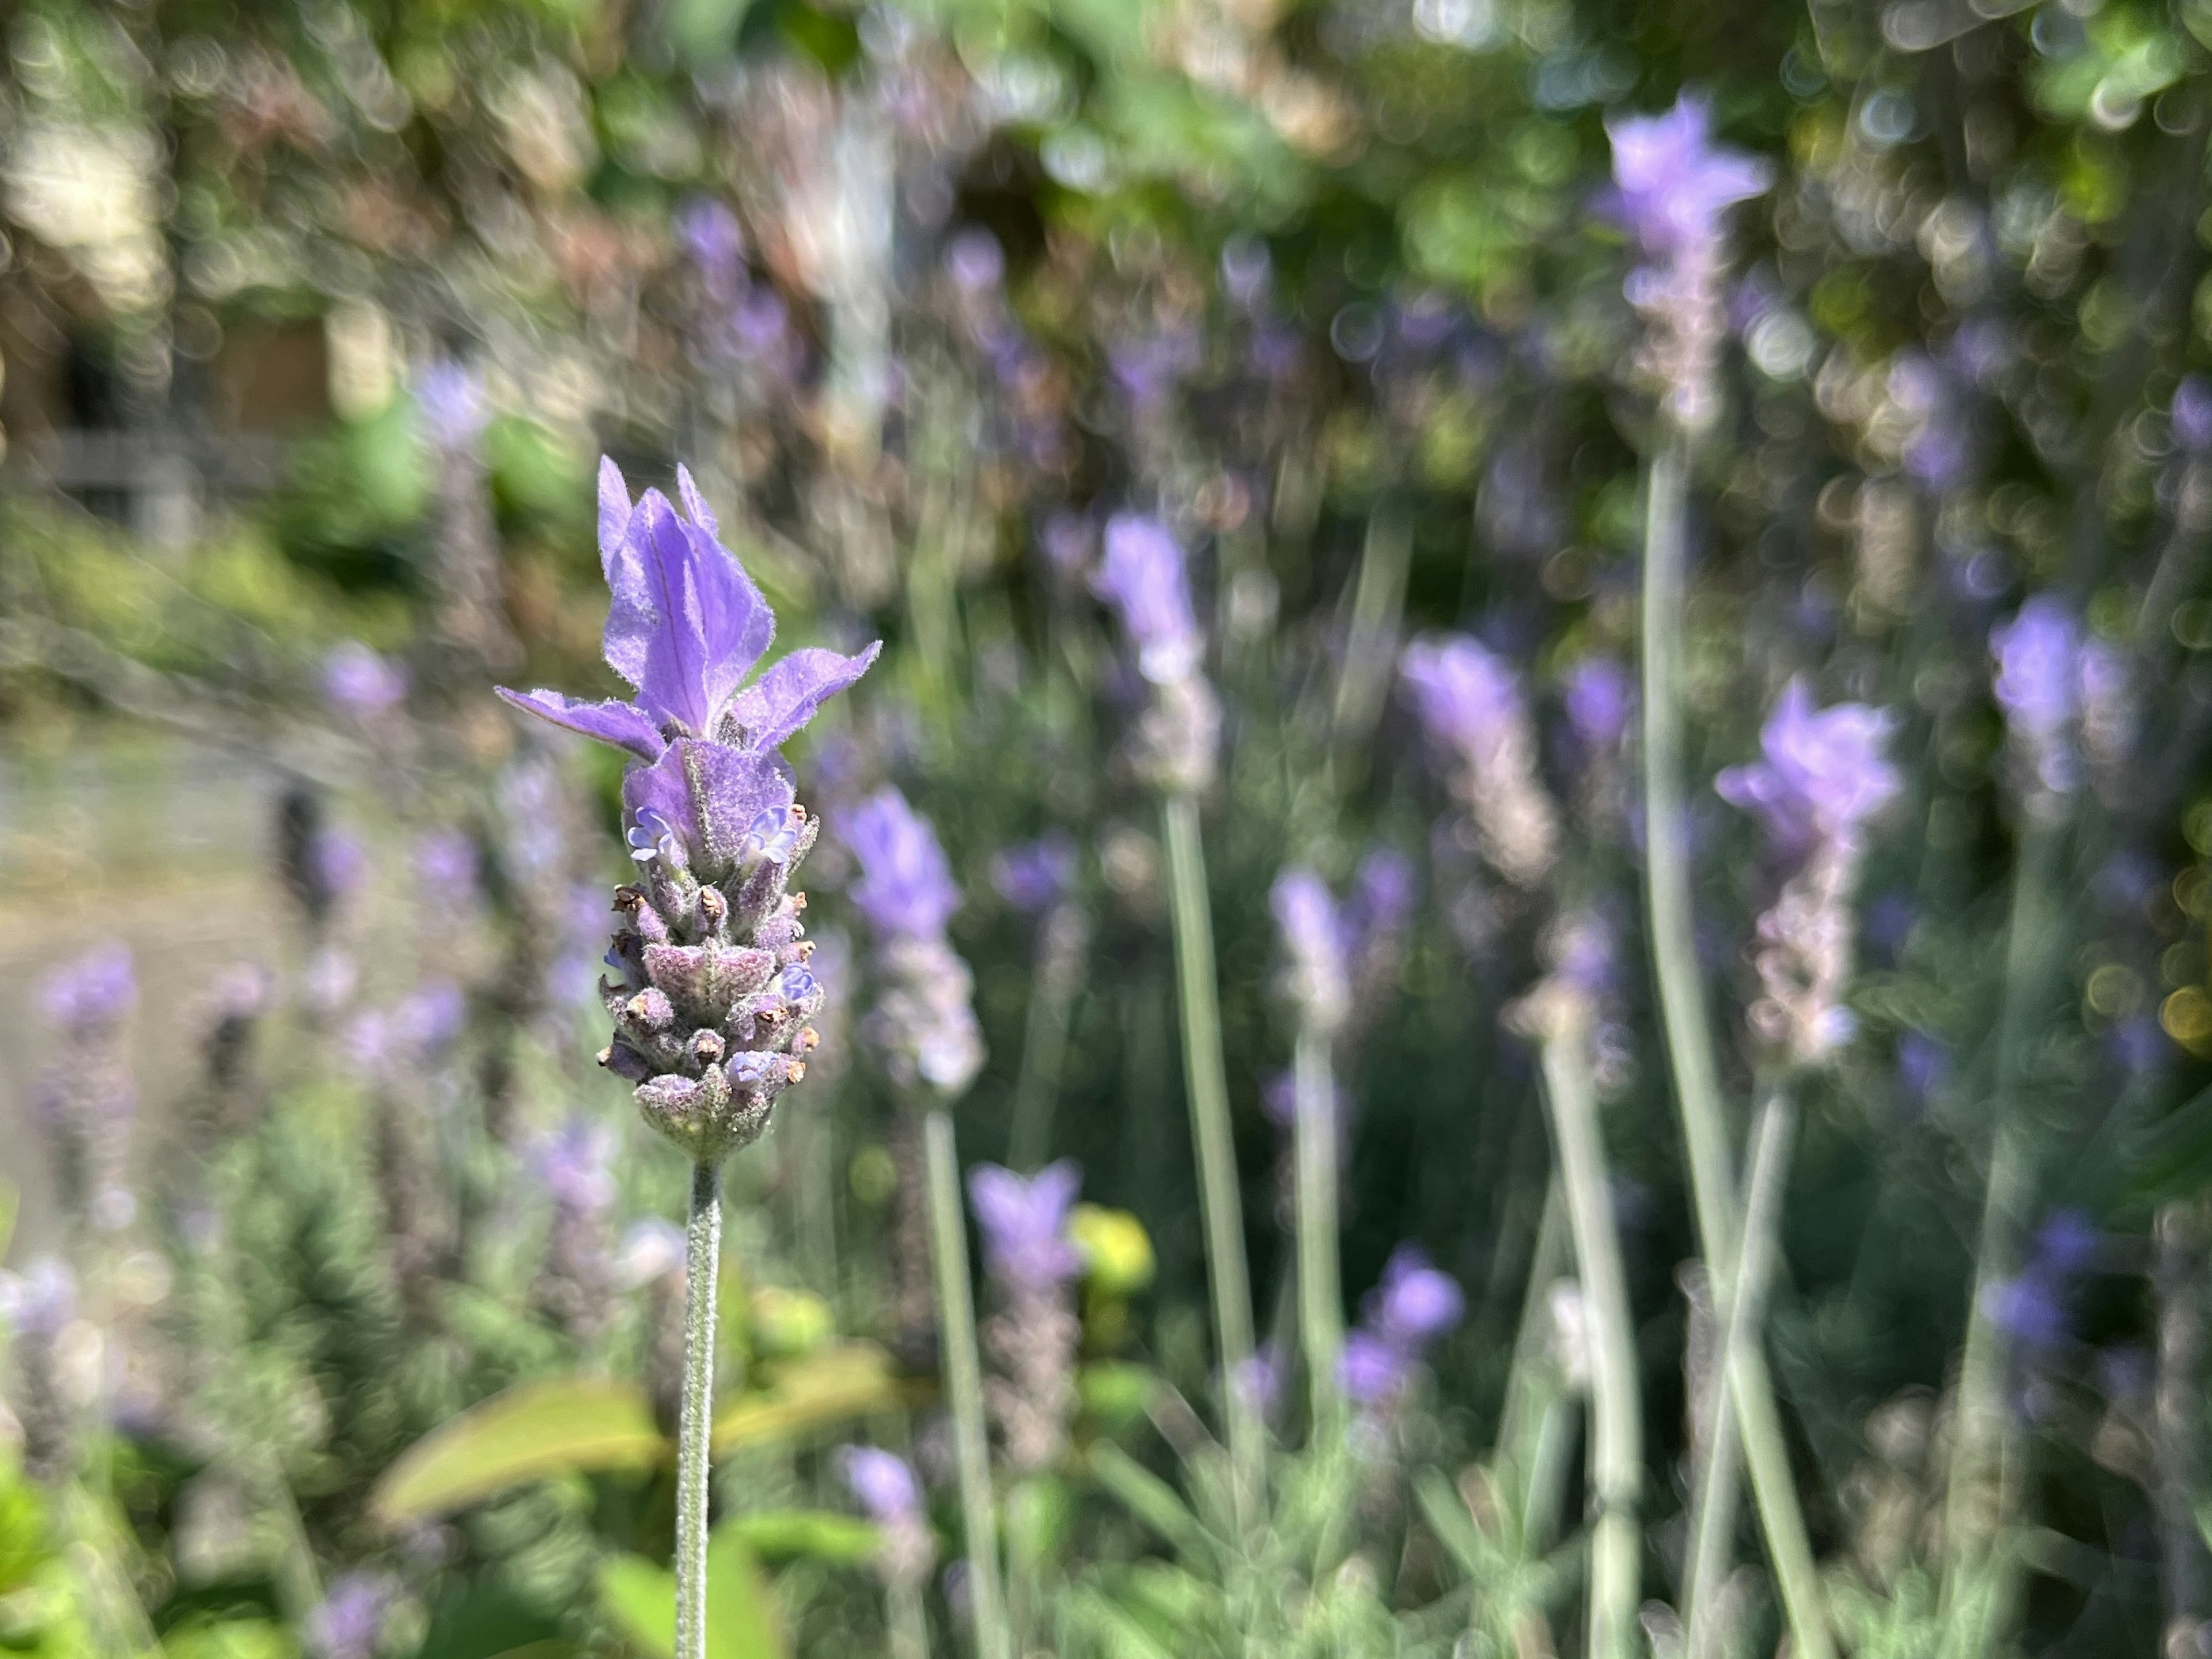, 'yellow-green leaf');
596,1531,789,1659
710,1343,917,1459
722,1509,881,1565
372,1377,666,1524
